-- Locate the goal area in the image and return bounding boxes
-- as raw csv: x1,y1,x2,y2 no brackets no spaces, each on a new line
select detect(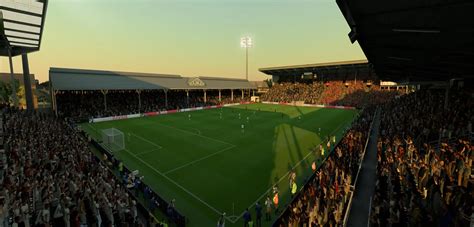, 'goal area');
102,128,125,152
